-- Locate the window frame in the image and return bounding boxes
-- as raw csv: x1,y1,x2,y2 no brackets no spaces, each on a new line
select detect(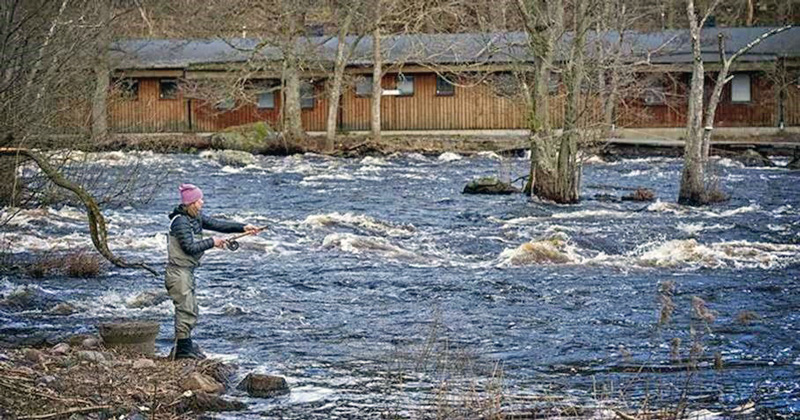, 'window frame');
643,78,666,106
355,75,373,97
396,74,414,97
730,73,751,103
256,90,276,110
300,81,315,109
435,74,455,96
159,78,179,100
116,78,139,101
